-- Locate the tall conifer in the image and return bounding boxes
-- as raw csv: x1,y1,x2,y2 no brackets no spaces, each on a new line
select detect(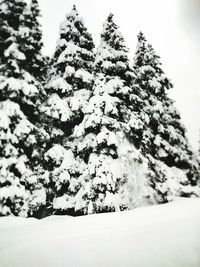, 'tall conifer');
0,0,47,216
132,32,199,202
40,6,96,215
